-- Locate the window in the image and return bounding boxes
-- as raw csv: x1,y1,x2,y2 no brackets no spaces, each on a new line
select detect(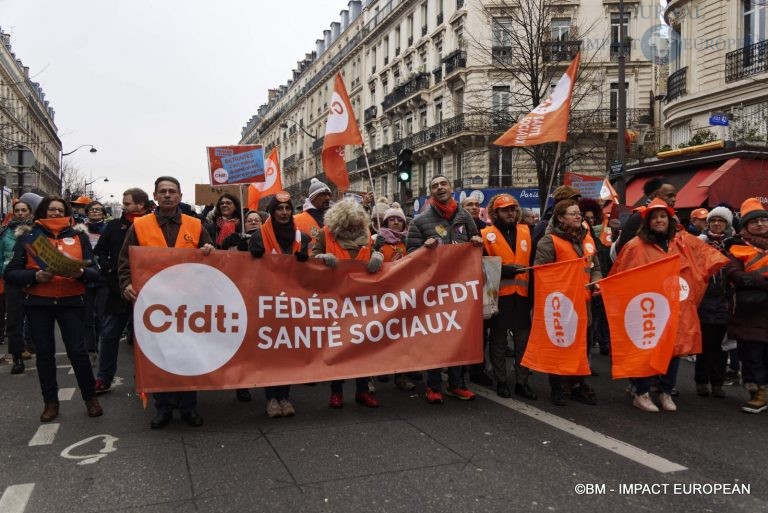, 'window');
551,18,571,41
419,162,427,190
433,157,443,176
381,175,388,197
488,148,514,187
492,86,511,128
419,107,428,129
492,18,512,47
453,87,464,114
454,152,463,181
407,14,414,41
744,0,768,46
405,113,414,134
434,96,443,123
610,12,630,45
609,82,629,127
